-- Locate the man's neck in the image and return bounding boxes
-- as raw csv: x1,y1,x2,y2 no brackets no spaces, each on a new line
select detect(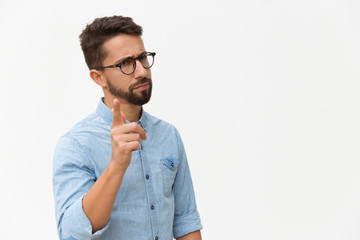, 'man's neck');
103,96,142,123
